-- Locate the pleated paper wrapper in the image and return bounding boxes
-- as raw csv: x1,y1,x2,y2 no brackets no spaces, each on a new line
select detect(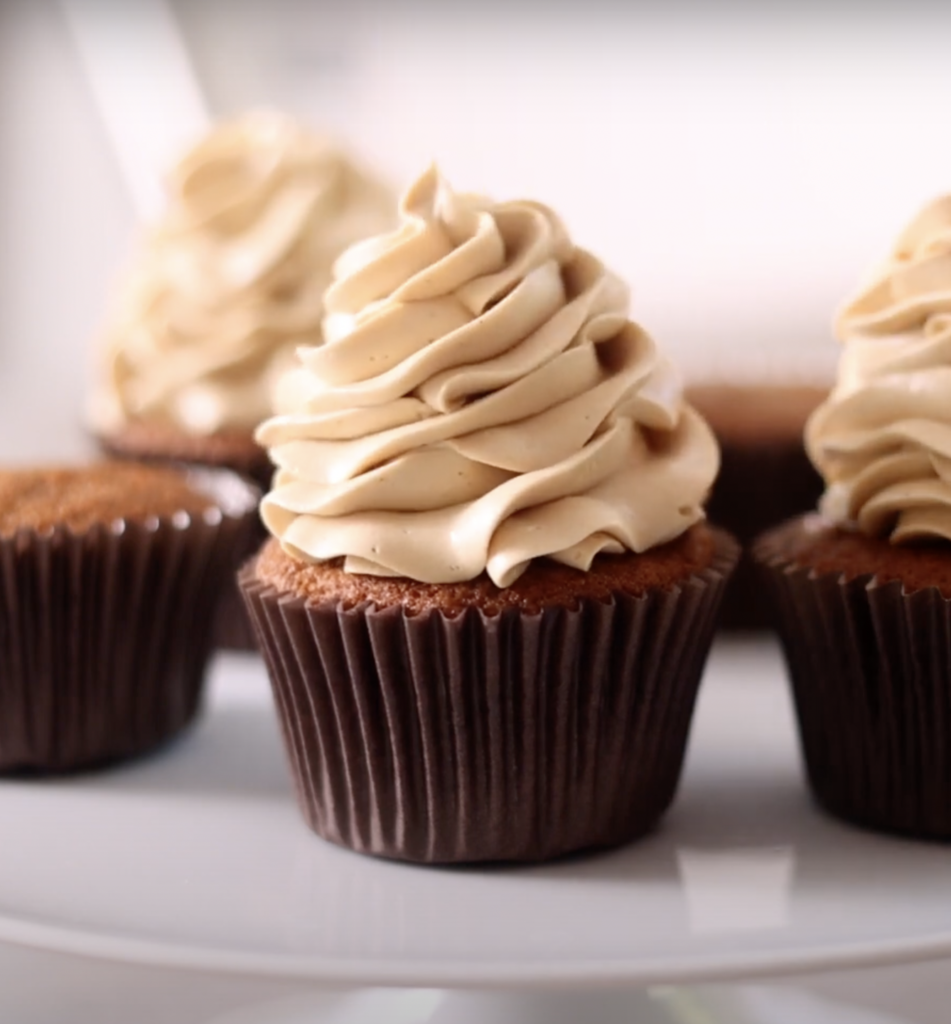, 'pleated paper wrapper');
756,533,951,839
0,468,258,773
97,430,271,652
240,531,739,864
